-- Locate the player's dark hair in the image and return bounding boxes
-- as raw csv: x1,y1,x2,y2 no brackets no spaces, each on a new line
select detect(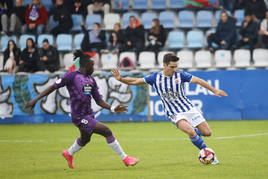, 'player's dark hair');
73,50,92,67
163,53,179,65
